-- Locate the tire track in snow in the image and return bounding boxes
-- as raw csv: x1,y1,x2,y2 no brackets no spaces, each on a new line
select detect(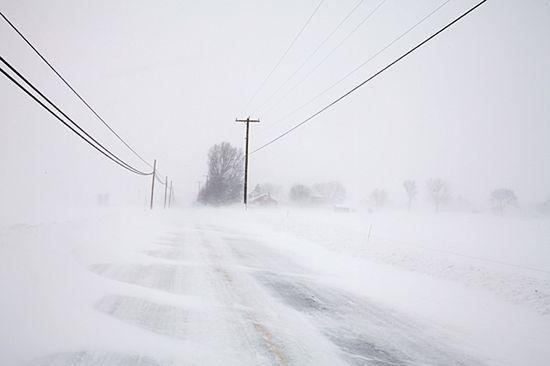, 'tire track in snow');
198,231,290,365
196,228,343,366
